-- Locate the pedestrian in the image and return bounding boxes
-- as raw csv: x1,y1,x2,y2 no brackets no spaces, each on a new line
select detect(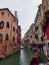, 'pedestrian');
30,50,40,65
